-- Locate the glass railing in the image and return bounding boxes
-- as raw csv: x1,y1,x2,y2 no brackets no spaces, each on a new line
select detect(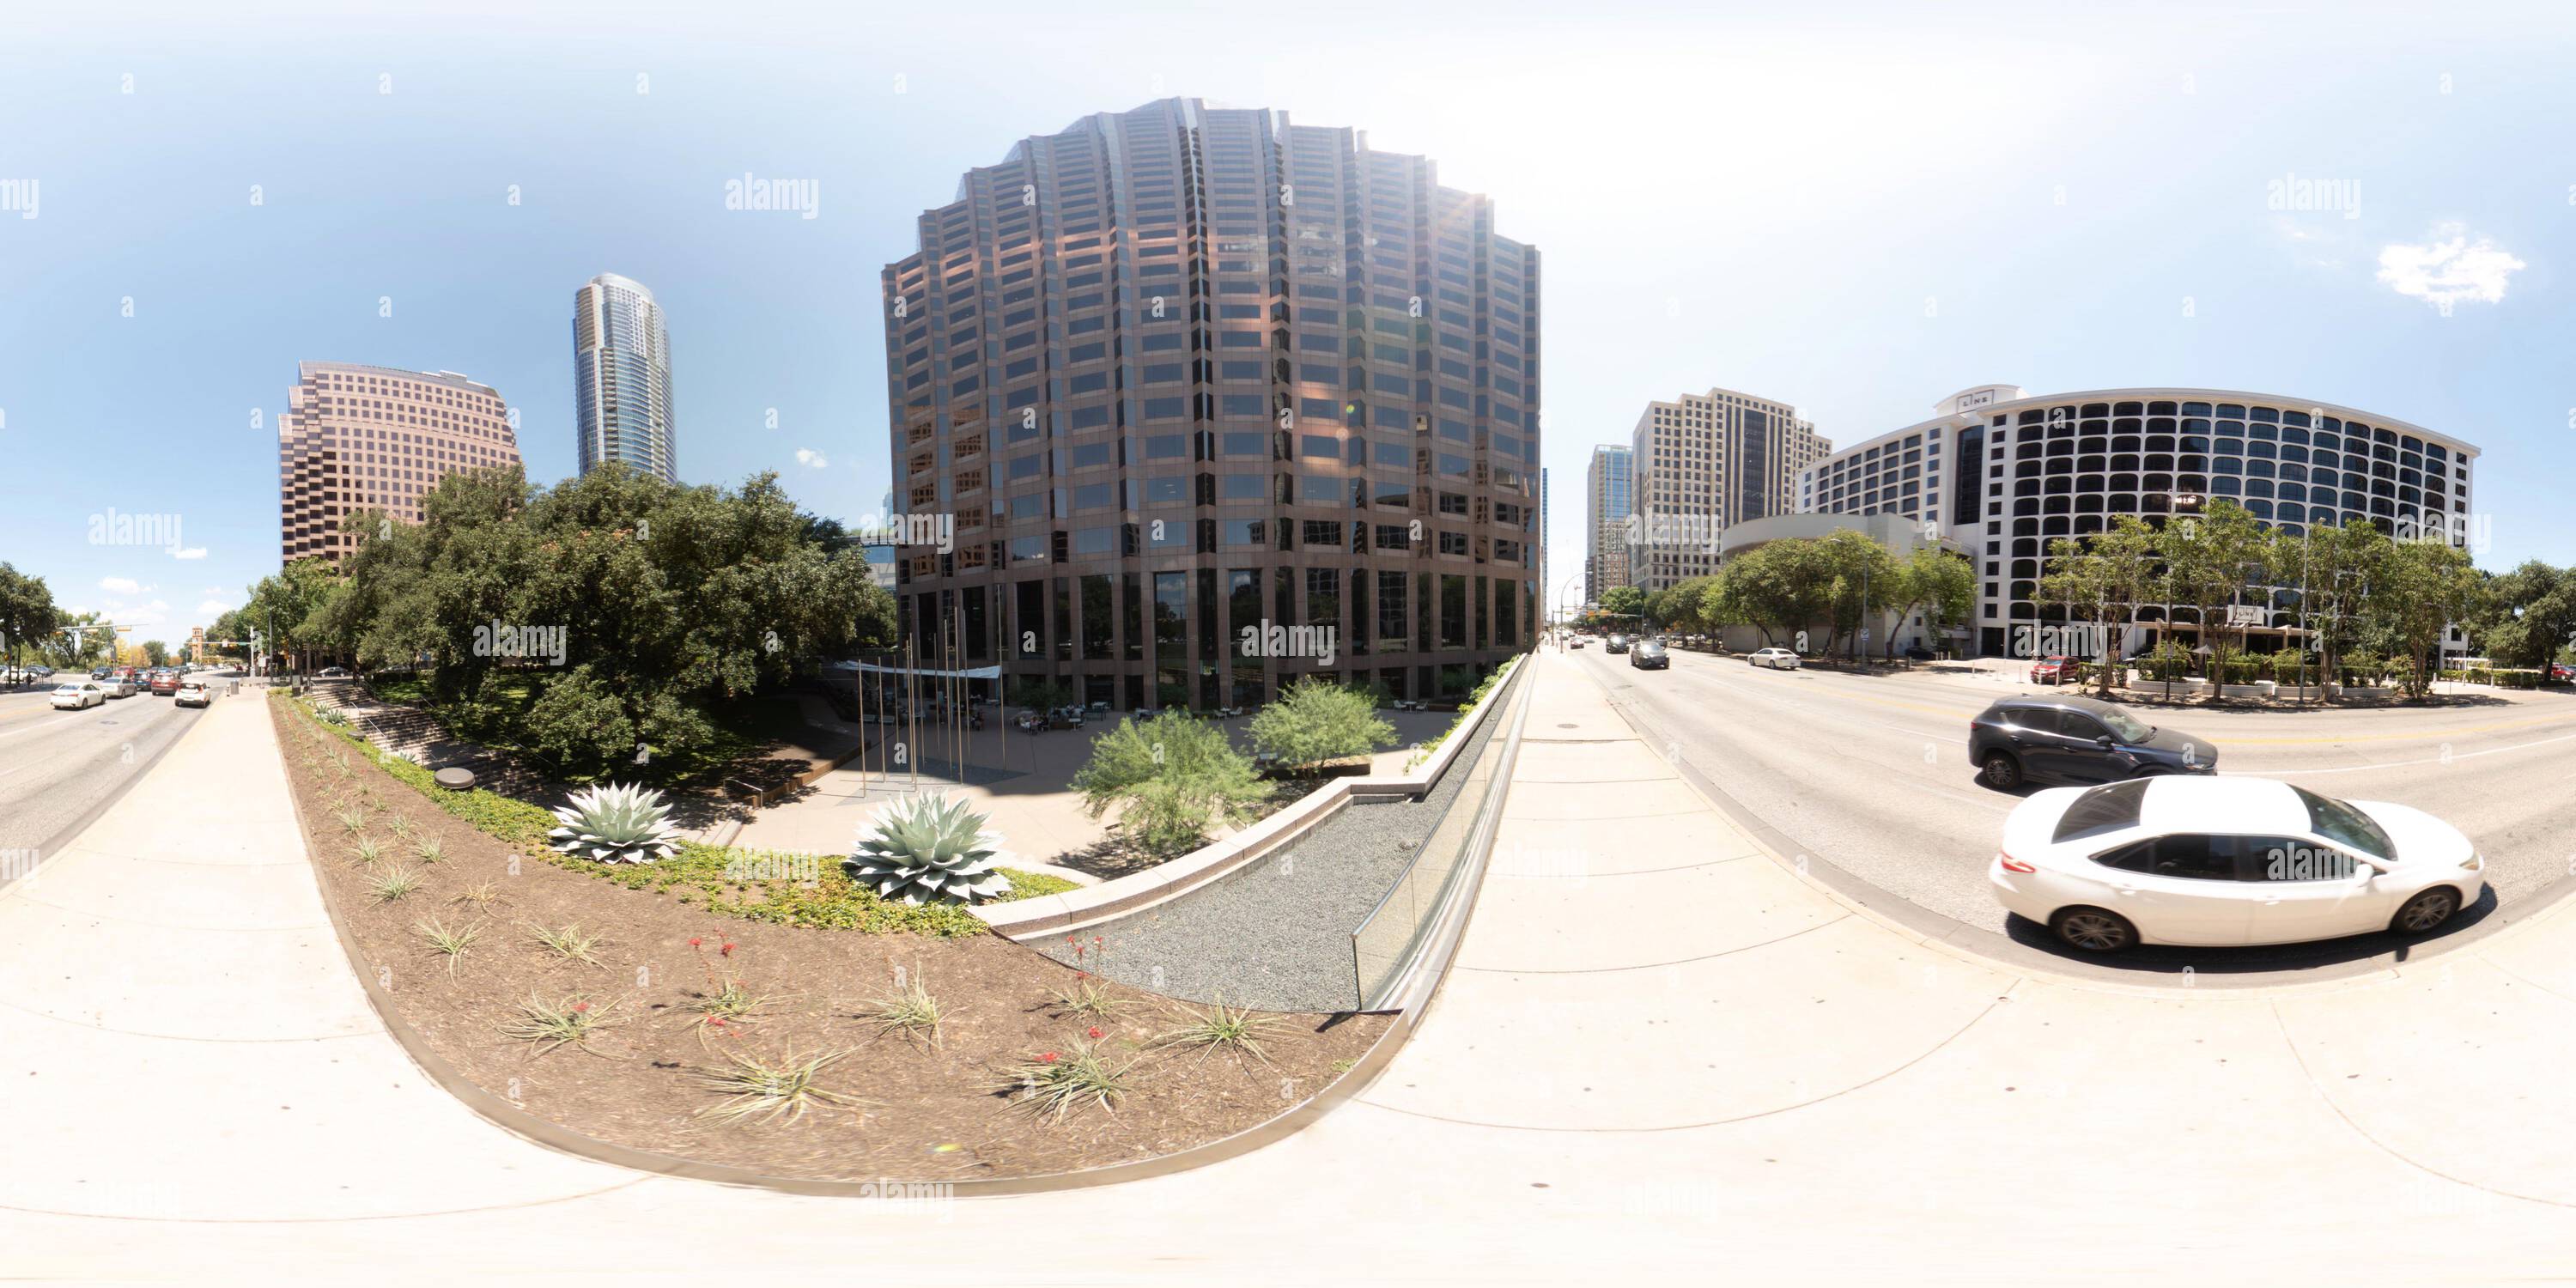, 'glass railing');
1350,657,1530,1009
